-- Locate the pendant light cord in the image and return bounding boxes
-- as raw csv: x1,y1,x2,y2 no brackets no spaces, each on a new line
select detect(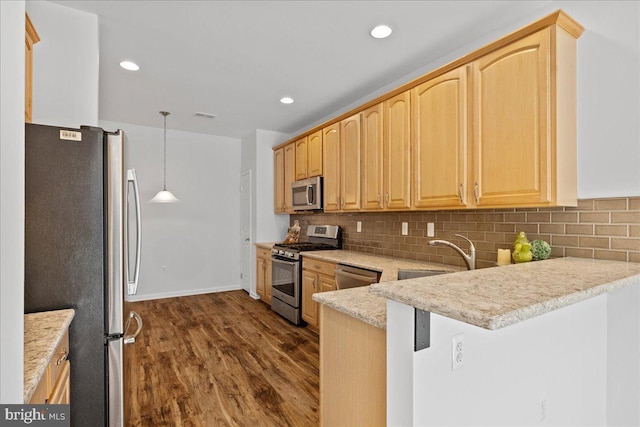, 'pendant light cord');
163,113,167,191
